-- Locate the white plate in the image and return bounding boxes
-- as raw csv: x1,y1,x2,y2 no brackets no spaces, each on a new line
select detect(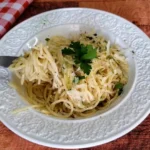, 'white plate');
0,8,150,149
